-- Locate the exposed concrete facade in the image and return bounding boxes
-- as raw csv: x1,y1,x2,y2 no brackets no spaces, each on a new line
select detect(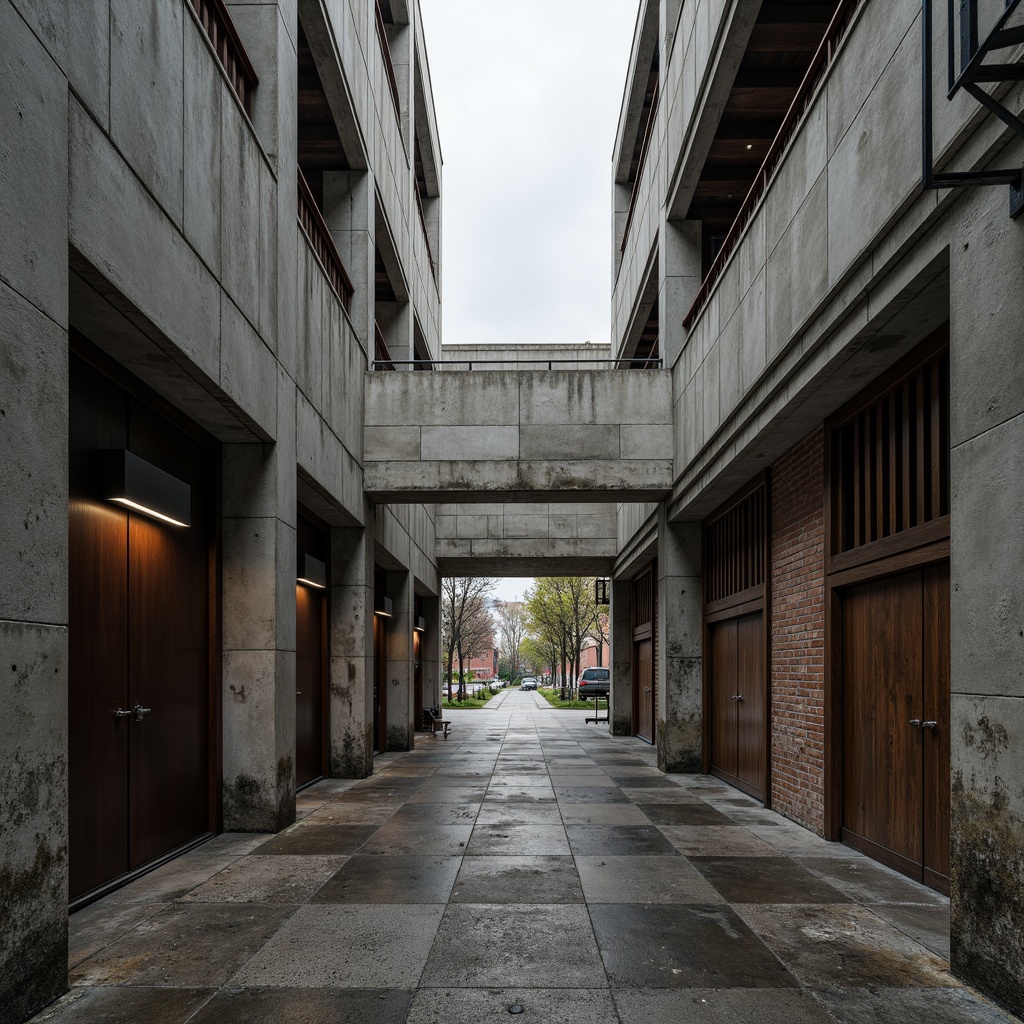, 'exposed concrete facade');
1,0,442,1019
608,0,1024,1015
4,0,1024,1020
